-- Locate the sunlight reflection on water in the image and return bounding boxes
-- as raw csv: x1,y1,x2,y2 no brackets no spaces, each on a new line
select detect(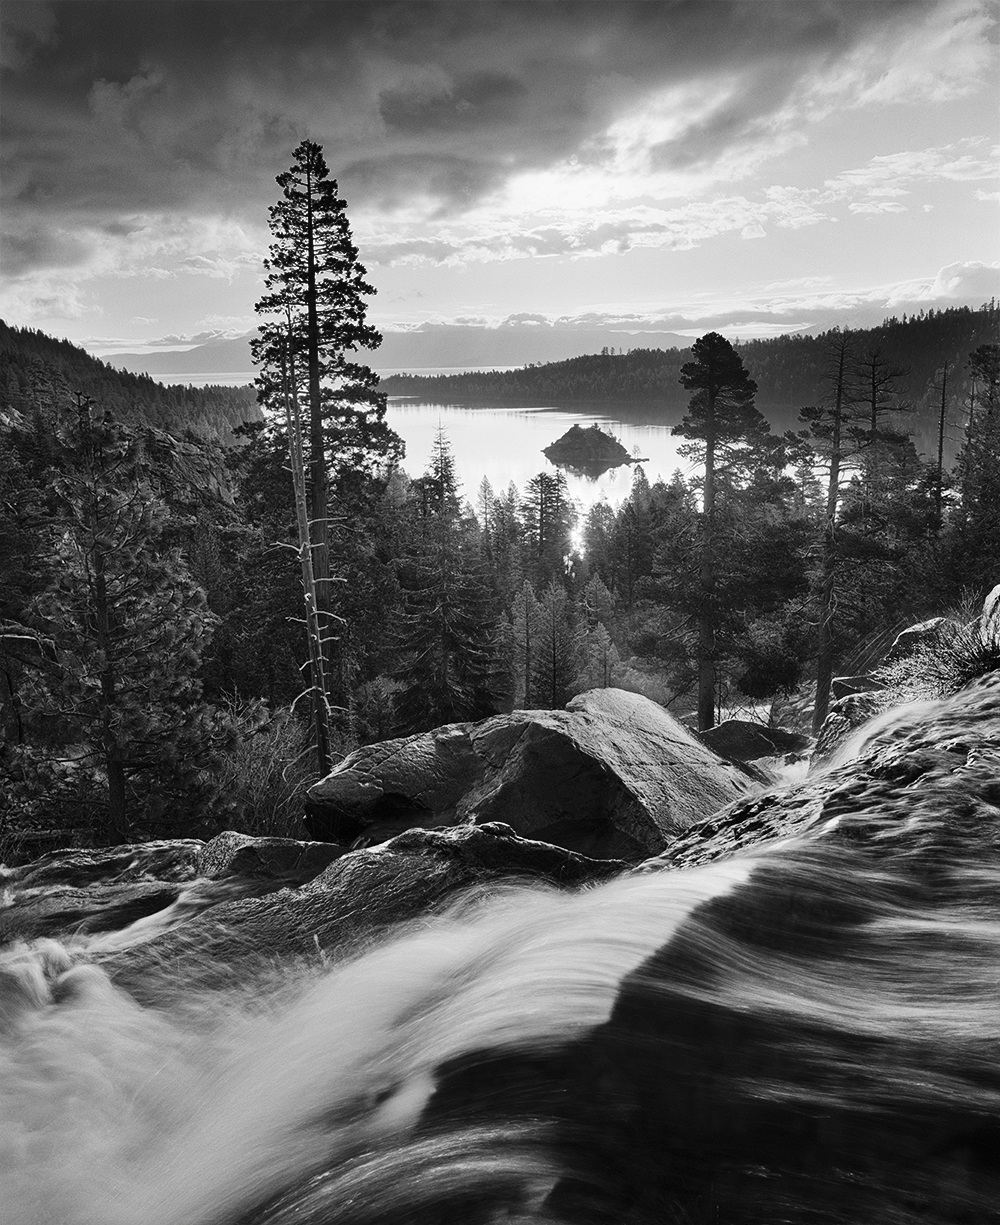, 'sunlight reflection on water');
384,400,692,514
